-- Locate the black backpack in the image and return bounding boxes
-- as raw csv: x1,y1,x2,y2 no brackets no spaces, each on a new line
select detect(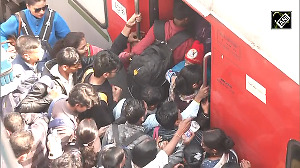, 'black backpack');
127,20,191,99
16,8,56,54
